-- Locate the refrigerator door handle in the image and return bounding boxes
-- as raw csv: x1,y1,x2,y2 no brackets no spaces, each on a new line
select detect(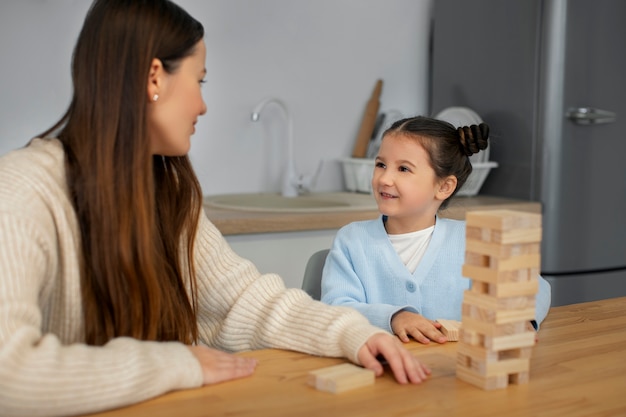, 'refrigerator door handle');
565,107,616,125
